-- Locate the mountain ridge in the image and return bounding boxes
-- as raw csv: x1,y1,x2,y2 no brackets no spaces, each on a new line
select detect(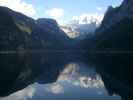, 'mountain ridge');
0,6,70,51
